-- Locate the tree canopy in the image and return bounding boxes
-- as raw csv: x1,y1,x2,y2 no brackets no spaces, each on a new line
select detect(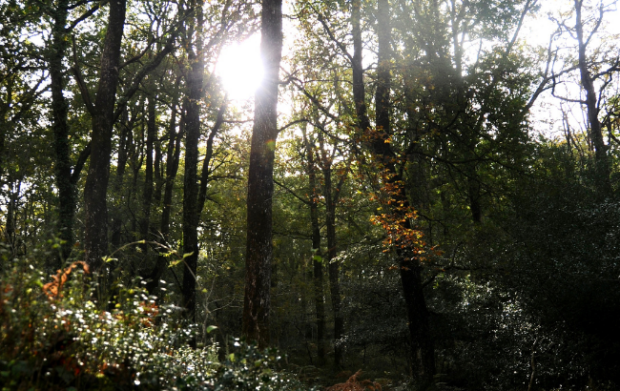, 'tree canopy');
2,0,620,389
